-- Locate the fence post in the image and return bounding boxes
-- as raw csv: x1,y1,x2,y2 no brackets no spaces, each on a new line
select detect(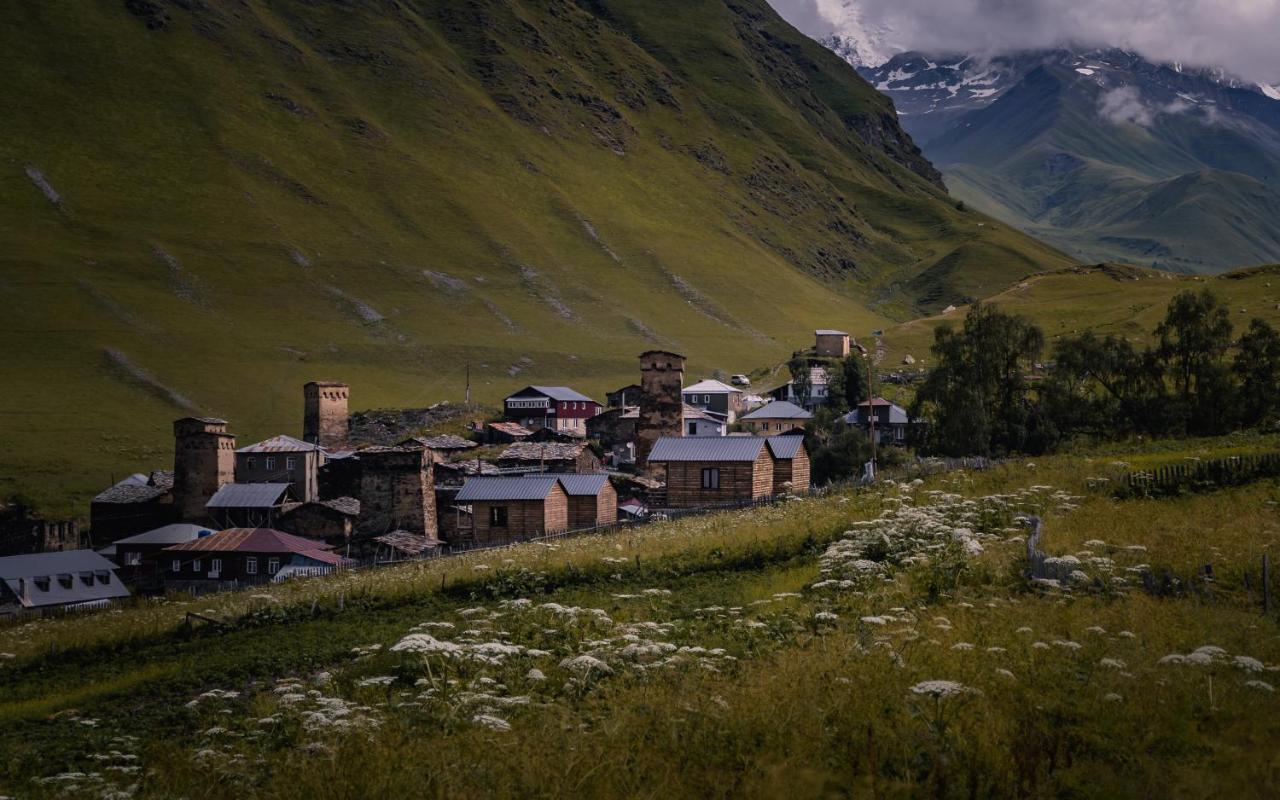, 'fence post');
1264,554,1272,616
